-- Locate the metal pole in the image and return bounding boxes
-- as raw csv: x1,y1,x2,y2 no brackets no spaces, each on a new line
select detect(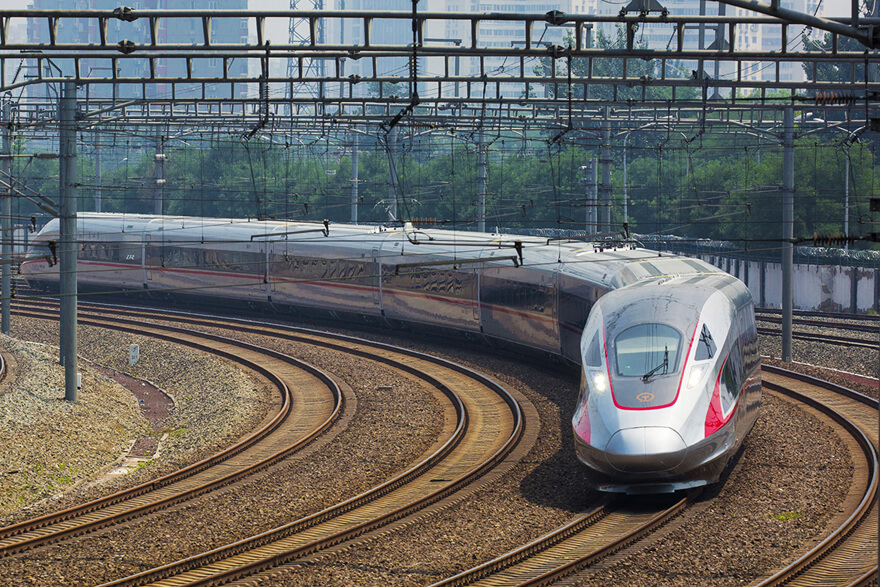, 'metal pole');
477,130,487,233
95,131,102,213
351,131,359,224
154,132,165,215
387,126,397,221
583,159,597,235
622,132,629,226
781,106,794,363
1,102,11,336
59,81,78,402
600,108,612,232
844,146,849,251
